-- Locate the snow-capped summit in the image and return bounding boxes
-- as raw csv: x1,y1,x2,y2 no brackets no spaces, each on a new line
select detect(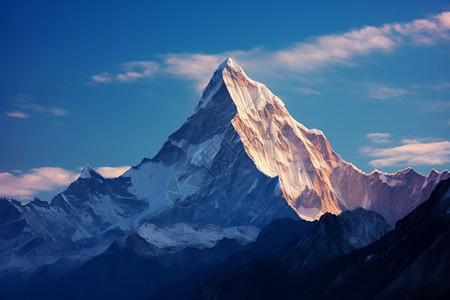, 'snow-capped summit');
0,58,449,295
217,57,245,73
180,58,448,223
79,165,103,179
120,58,449,225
